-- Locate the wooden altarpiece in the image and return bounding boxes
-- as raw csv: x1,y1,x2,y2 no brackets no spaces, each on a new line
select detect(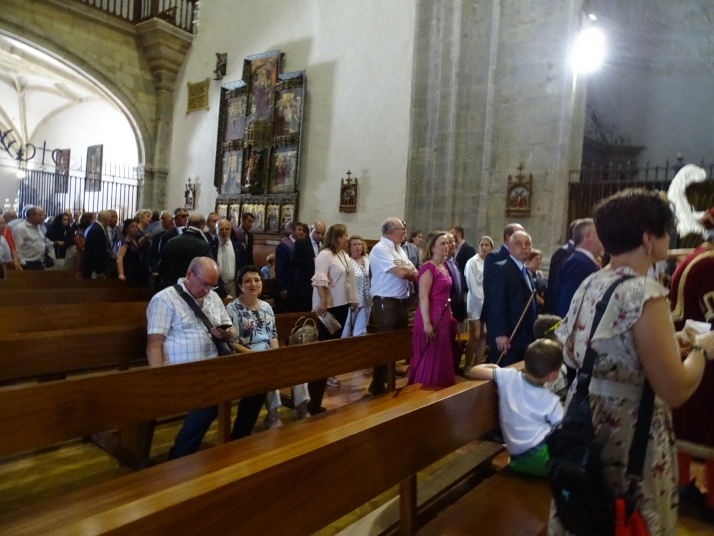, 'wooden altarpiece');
214,50,305,234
